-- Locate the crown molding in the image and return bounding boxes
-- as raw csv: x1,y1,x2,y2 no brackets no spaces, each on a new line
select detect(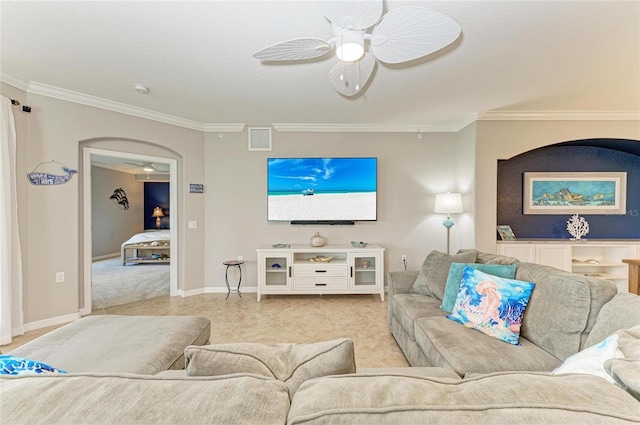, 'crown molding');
202,123,246,132
3,73,637,133
273,123,454,133
1,70,30,91
479,110,640,121
1,73,247,132
26,81,209,131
